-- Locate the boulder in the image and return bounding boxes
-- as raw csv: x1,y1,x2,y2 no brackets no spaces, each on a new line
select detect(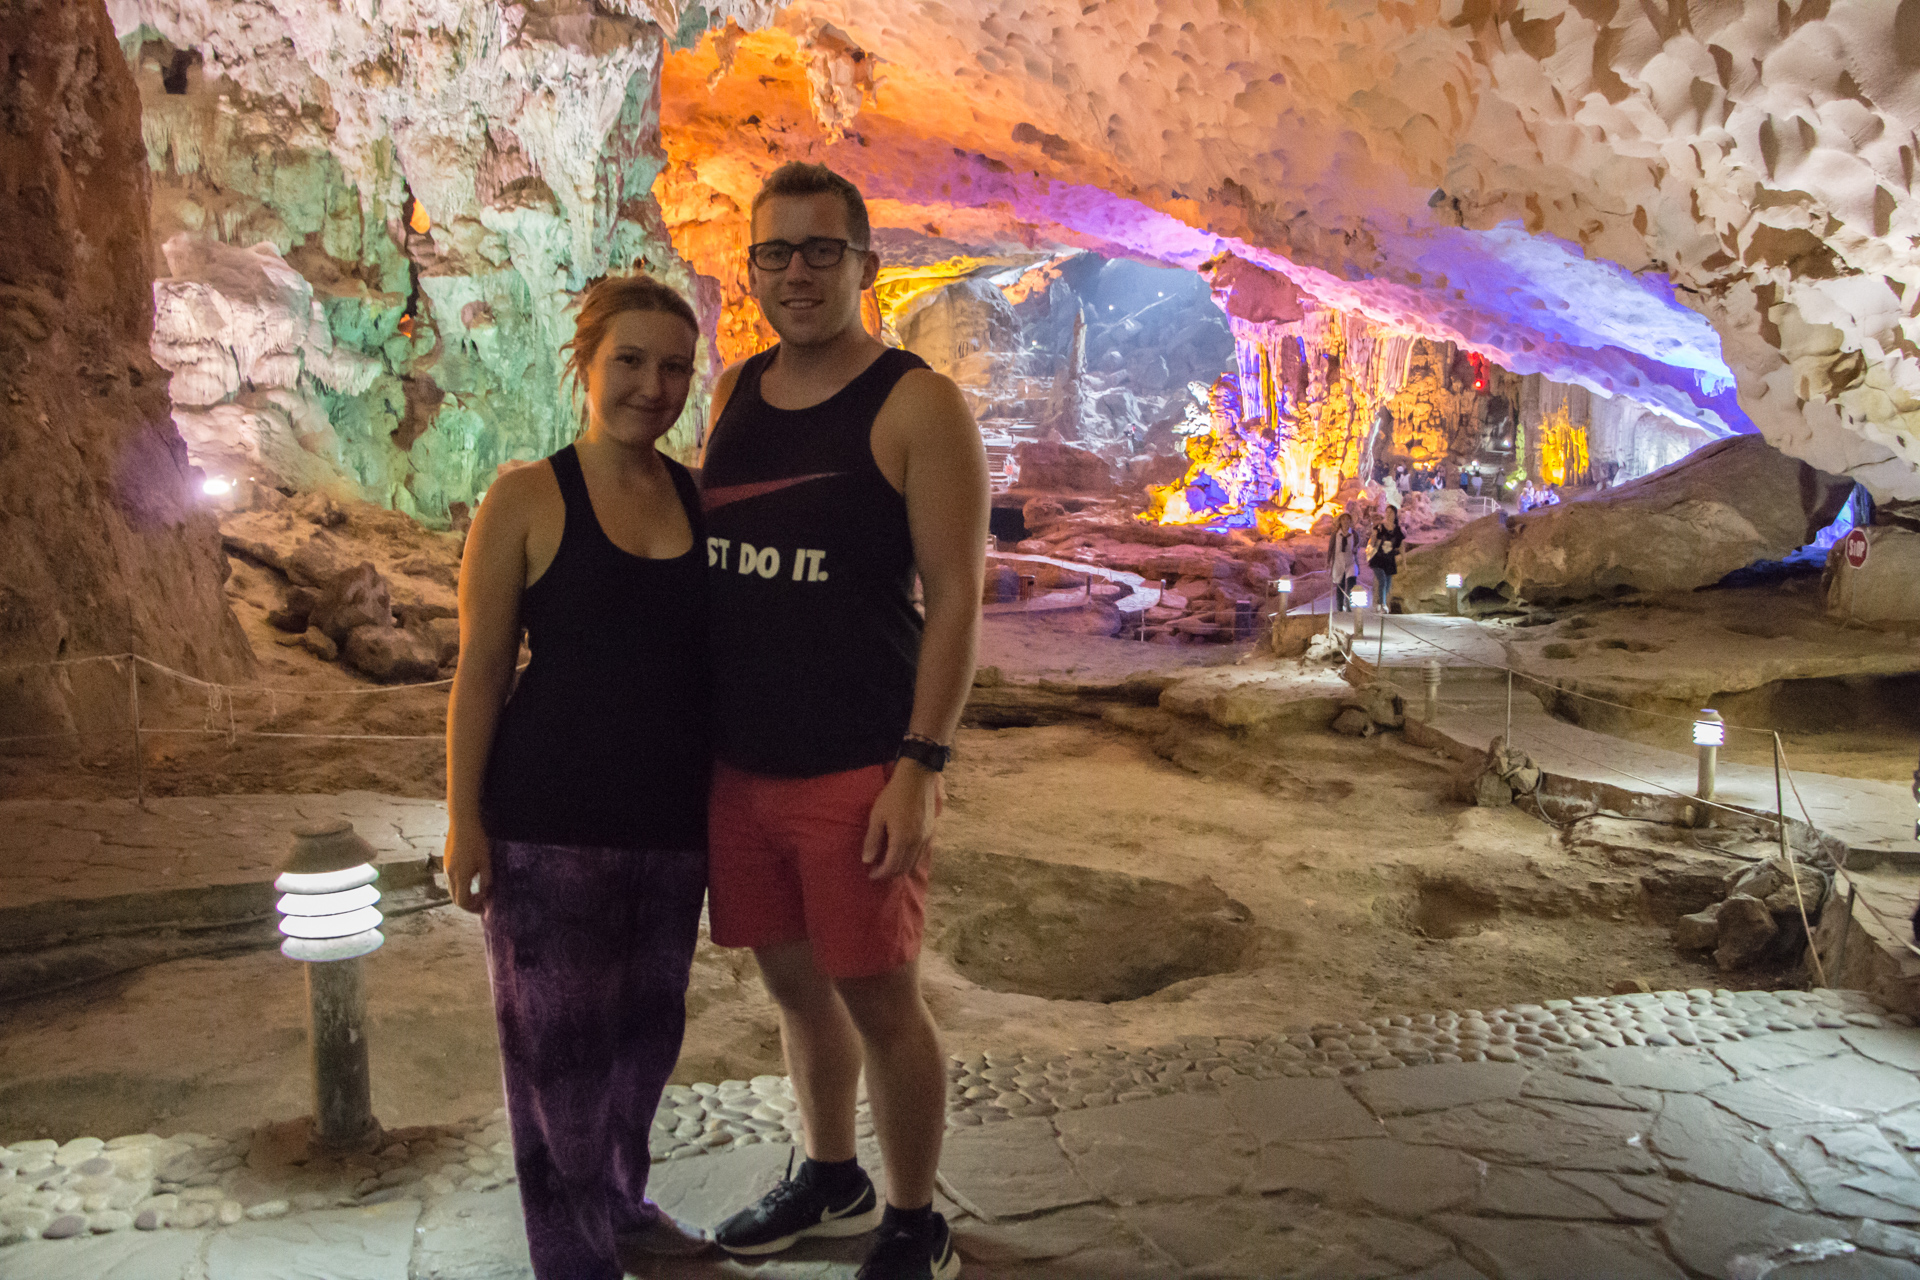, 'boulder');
1726,856,1829,917
310,563,394,645
1398,514,1511,613
1346,681,1405,728
394,551,459,589
1265,614,1326,659
266,586,319,633
293,492,347,528
1300,633,1342,664
1487,735,1541,794
1825,527,1920,625
1468,768,1513,806
1331,707,1373,736
1504,436,1850,602
1672,902,1723,951
1402,436,1852,608
298,627,338,662
1044,603,1125,637
1022,497,1068,529
284,531,353,589
1714,894,1778,970
1011,442,1112,492
343,625,440,682
422,617,461,667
